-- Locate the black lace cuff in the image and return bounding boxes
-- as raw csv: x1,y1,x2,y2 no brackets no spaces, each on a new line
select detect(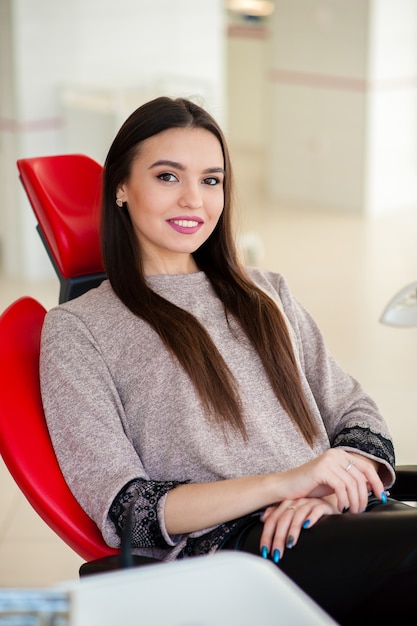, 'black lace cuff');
109,478,185,549
332,425,395,468
177,513,259,558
